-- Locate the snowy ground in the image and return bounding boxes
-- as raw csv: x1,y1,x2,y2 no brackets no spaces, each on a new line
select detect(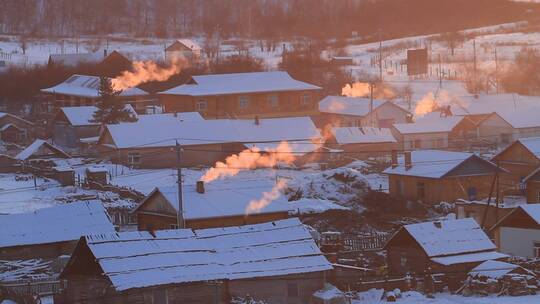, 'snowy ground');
0,172,135,214
355,290,540,304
